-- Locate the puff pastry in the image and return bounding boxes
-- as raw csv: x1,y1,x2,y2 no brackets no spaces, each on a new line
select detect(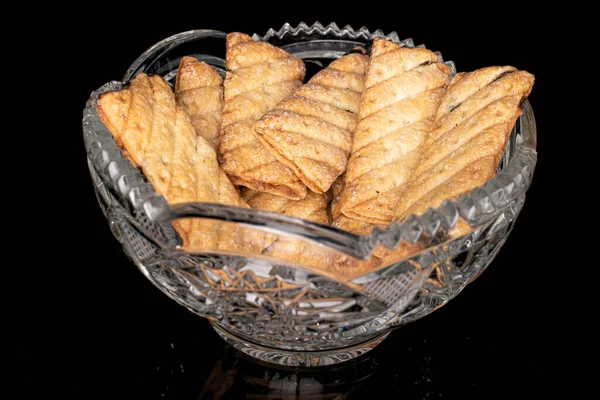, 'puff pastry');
330,175,379,234
336,38,452,225
218,32,307,200
97,35,536,281
394,66,535,221
242,188,329,225
98,73,248,249
174,56,223,151
253,49,369,194
241,187,336,277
